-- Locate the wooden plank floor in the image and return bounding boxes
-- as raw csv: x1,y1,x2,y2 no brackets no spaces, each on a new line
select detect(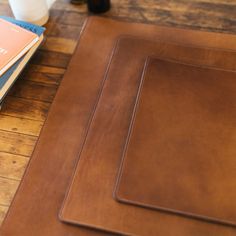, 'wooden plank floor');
0,0,236,226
